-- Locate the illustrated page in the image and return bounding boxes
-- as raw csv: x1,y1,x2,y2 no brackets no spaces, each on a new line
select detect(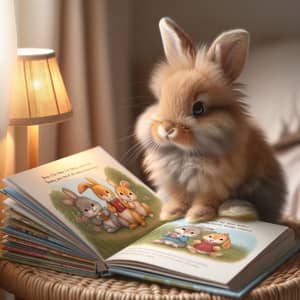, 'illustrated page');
5,147,163,259
107,218,289,285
